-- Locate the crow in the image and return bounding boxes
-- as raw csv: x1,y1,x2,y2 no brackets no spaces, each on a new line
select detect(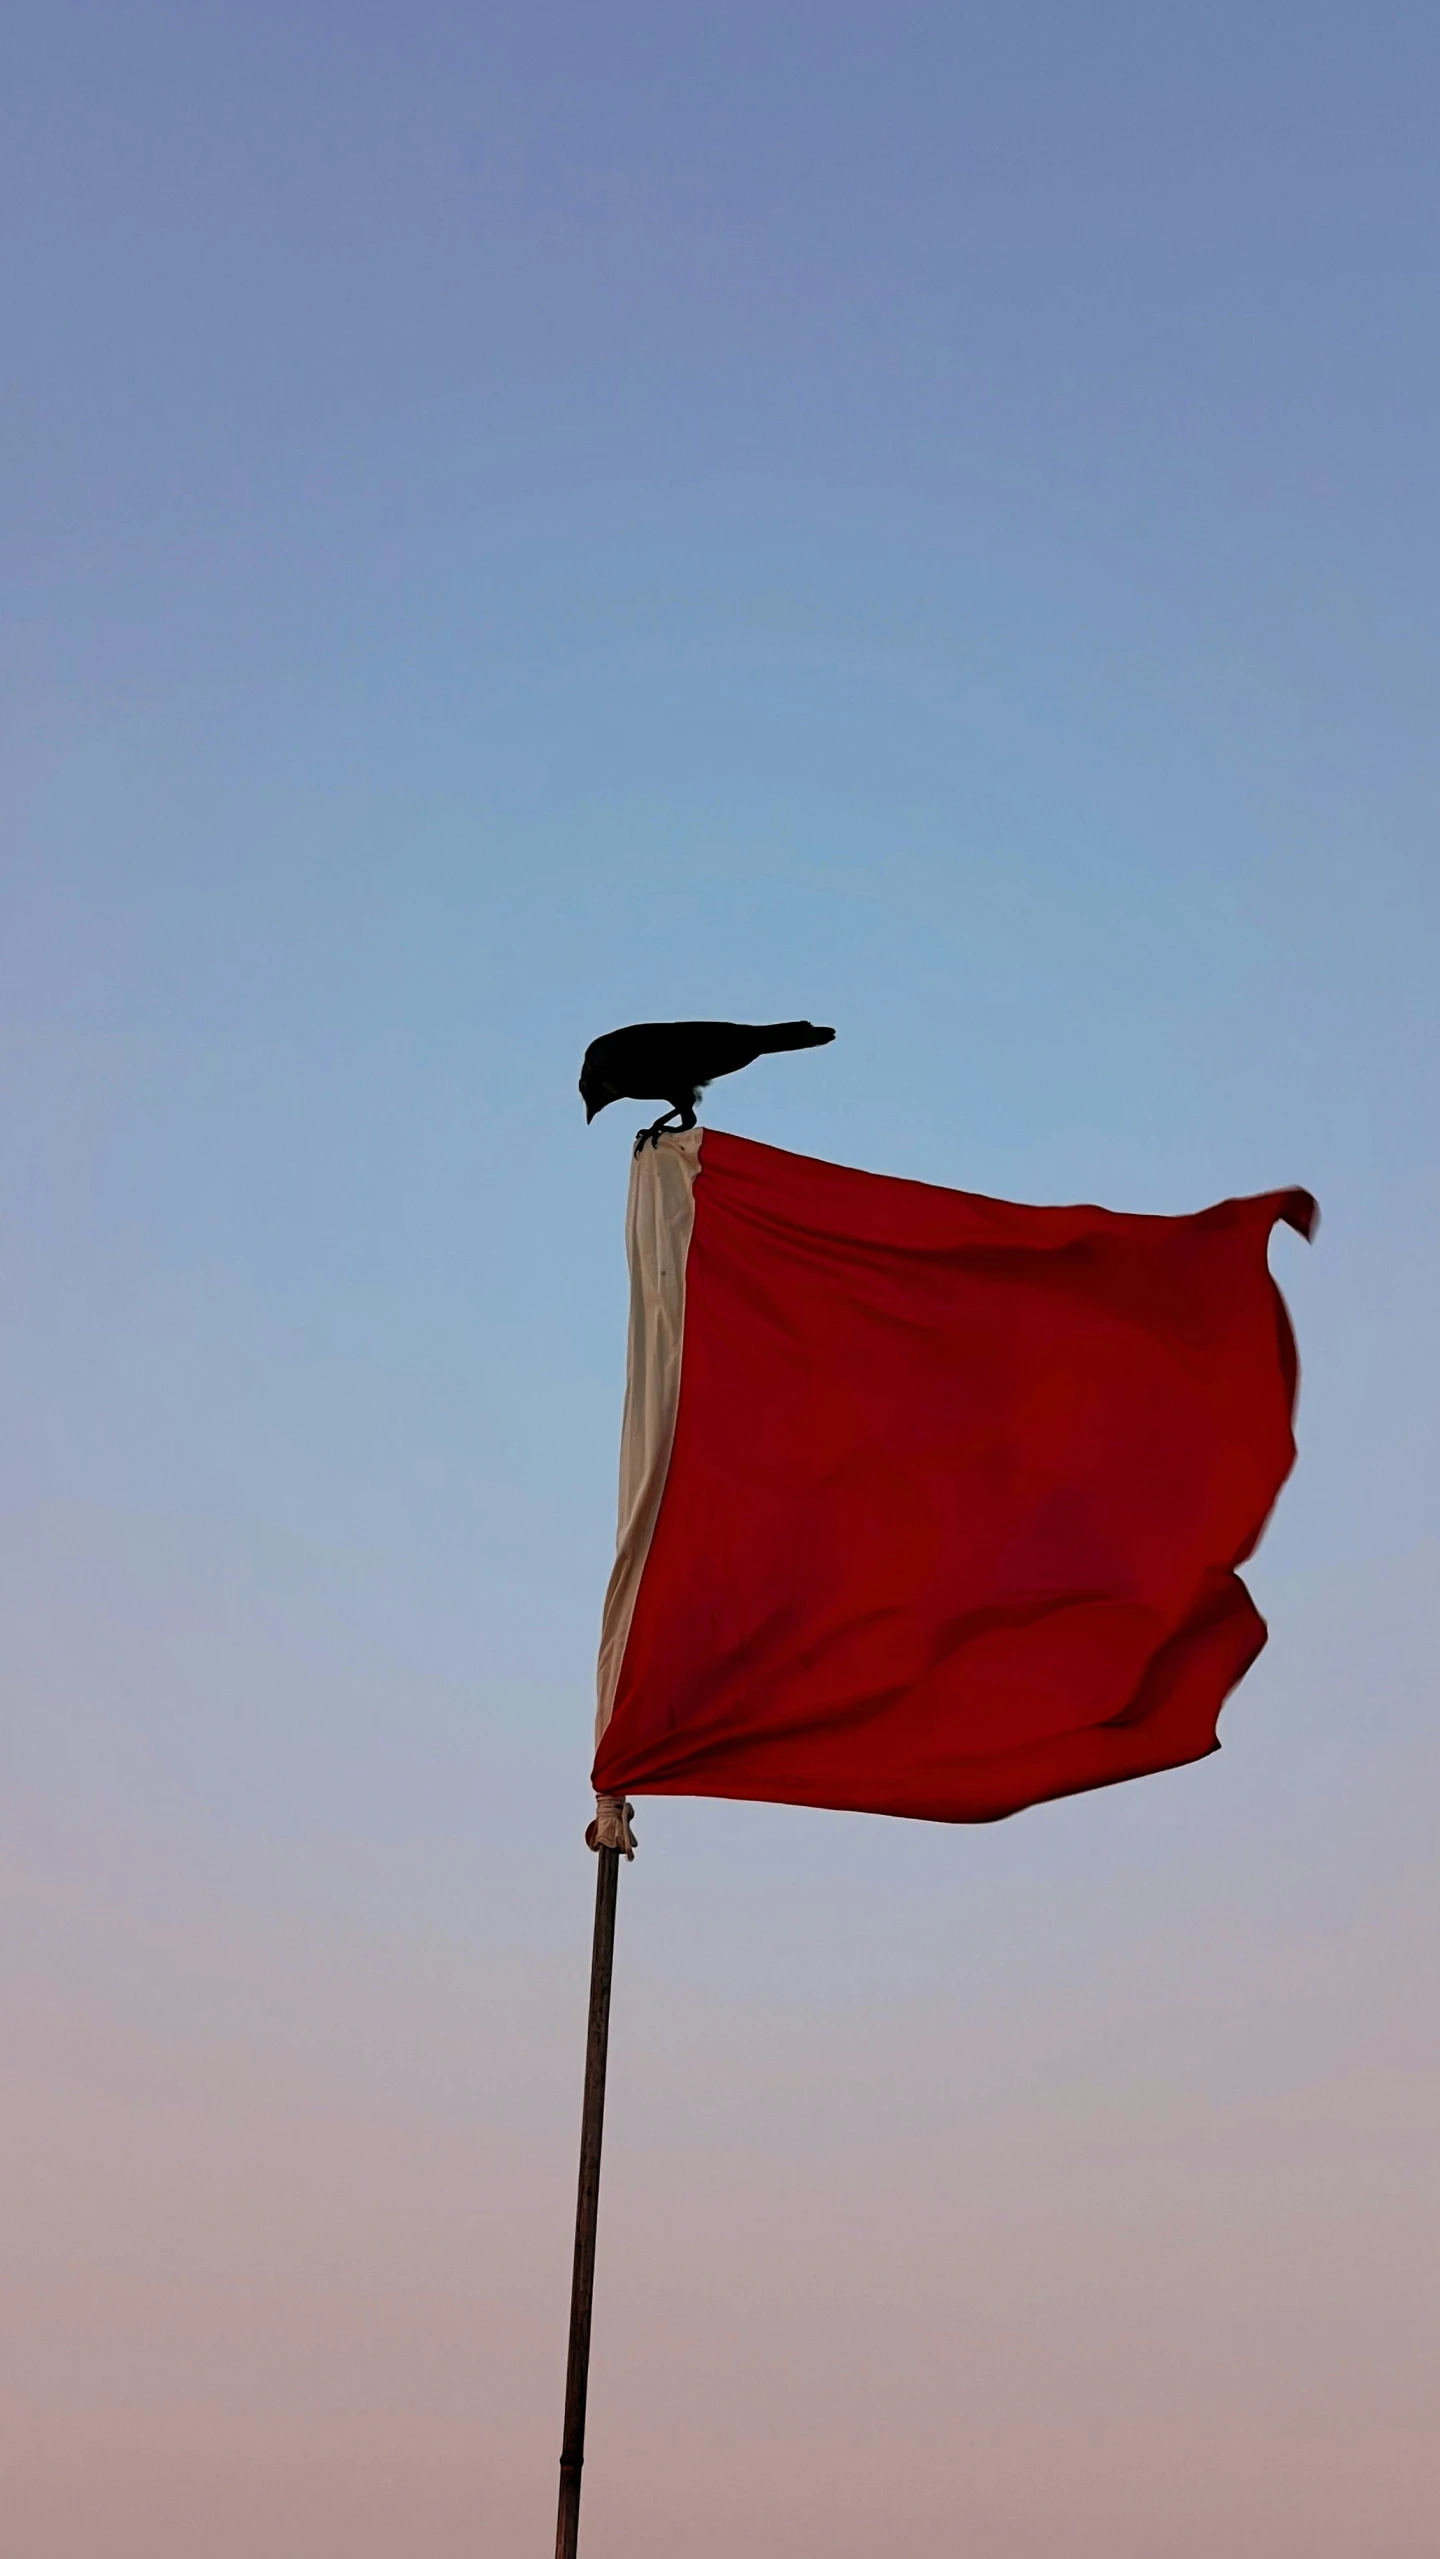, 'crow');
580,1019,835,1152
